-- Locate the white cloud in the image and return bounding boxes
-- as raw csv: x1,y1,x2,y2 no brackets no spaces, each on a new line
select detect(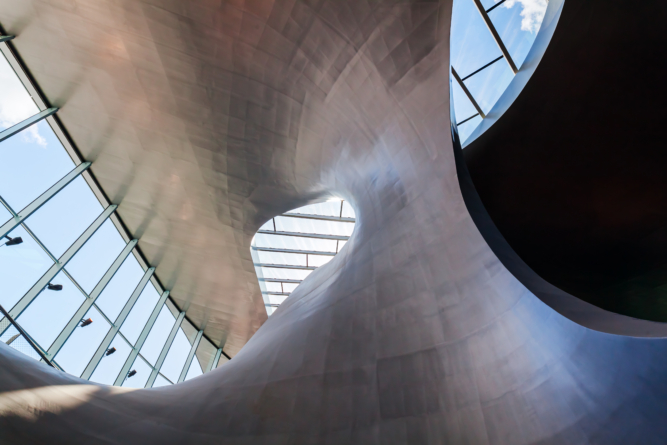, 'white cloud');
0,56,47,147
503,0,548,33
